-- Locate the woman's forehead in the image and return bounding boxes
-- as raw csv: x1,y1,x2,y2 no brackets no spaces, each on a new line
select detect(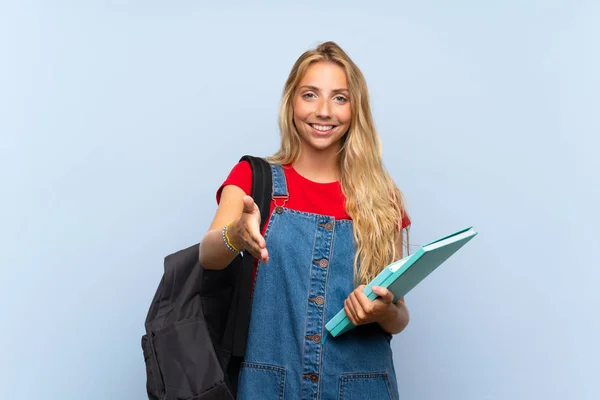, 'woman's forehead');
298,61,348,90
